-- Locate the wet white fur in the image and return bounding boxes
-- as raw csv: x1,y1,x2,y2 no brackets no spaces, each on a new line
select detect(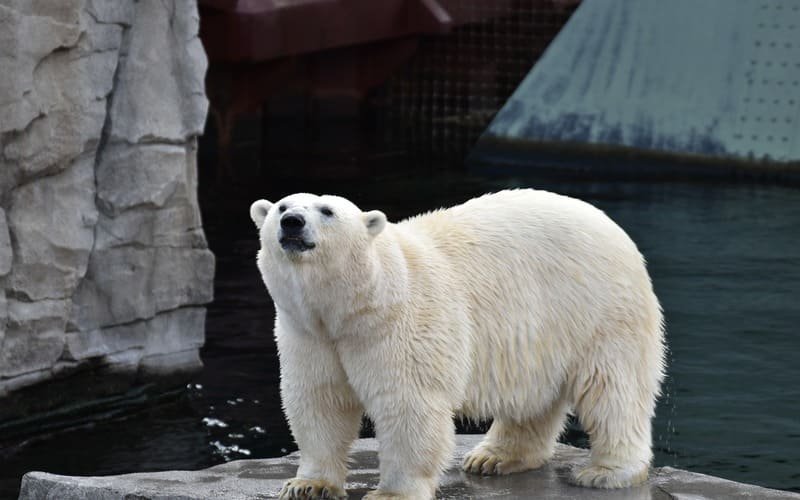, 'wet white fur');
251,190,665,499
